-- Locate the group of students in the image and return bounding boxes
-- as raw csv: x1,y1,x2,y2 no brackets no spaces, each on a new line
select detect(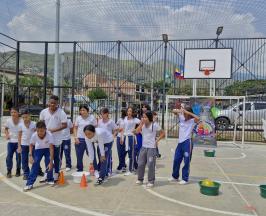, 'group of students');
4,95,199,191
